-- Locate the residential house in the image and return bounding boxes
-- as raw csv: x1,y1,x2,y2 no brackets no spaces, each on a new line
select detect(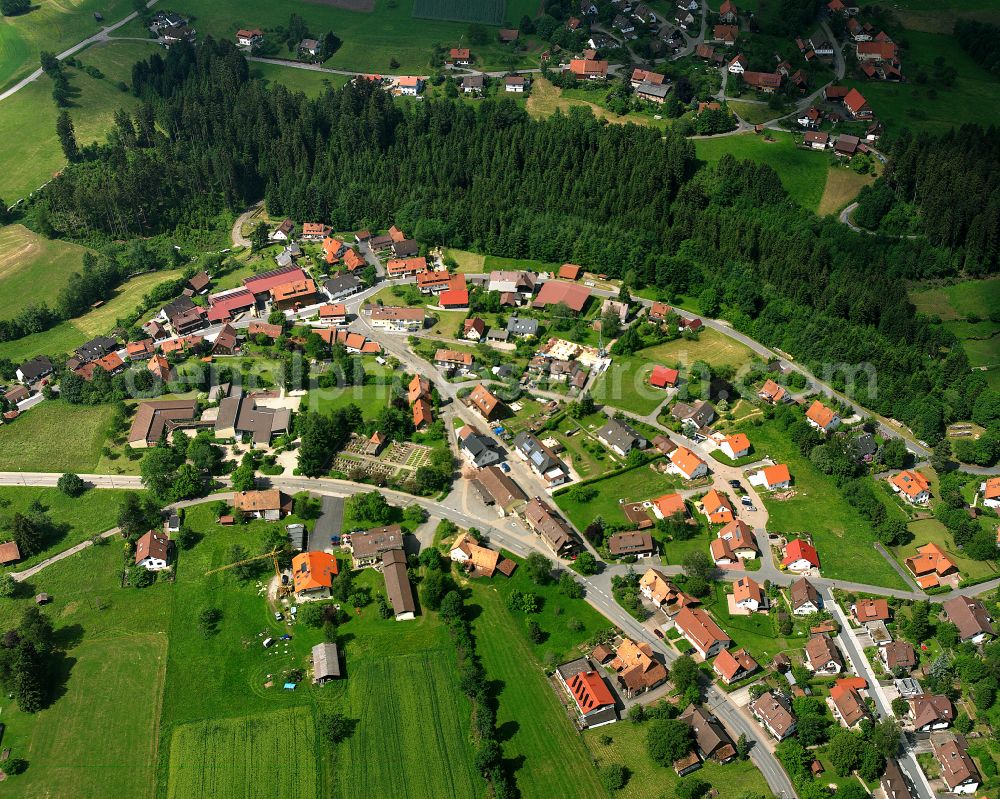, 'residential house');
514,433,569,487
636,80,671,103
236,28,263,47
675,607,732,659
835,134,861,156
719,0,738,21
435,348,474,374
857,40,897,62
942,596,994,644
710,536,737,566
485,328,509,344
488,270,536,298
718,519,757,559
670,447,708,480
126,339,155,360
650,365,679,389
301,222,330,241
458,425,500,468
397,76,424,96
805,634,844,674
905,542,958,589
853,598,891,626
713,647,759,685
713,24,739,45
596,417,647,456
719,433,750,460
882,758,916,799
16,356,54,385
639,568,694,612
270,218,295,241
751,691,797,739
783,539,820,571
322,235,346,264
733,576,766,612
312,642,341,684
299,38,320,56
3,386,29,405
467,384,507,422
728,54,747,73
343,249,367,271
147,354,172,382
135,530,171,570
805,131,830,149
680,705,737,763
613,13,635,34
806,400,840,433
556,658,618,727
743,71,782,93
881,640,917,673
790,577,822,615
472,465,528,516
366,306,425,332
412,398,433,430
671,400,716,429
523,497,576,555
758,379,788,404
318,304,348,326
532,280,591,312
609,638,668,698
755,464,791,491
890,470,931,505
829,682,870,728
843,87,872,119
623,502,654,529
506,317,539,337
382,548,417,621
983,477,1000,509
797,107,822,128
934,736,980,794
292,551,338,598
232,490,290,521
701,489,735,524
350,524,404,568
608,530,655,558
211,324,240,356
215,391,290,445
505,75,528,92
449,533,506,578
324,273,363,301
449,47,471,65
461,73,485,94
464,317,487,340
909,694,953,732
